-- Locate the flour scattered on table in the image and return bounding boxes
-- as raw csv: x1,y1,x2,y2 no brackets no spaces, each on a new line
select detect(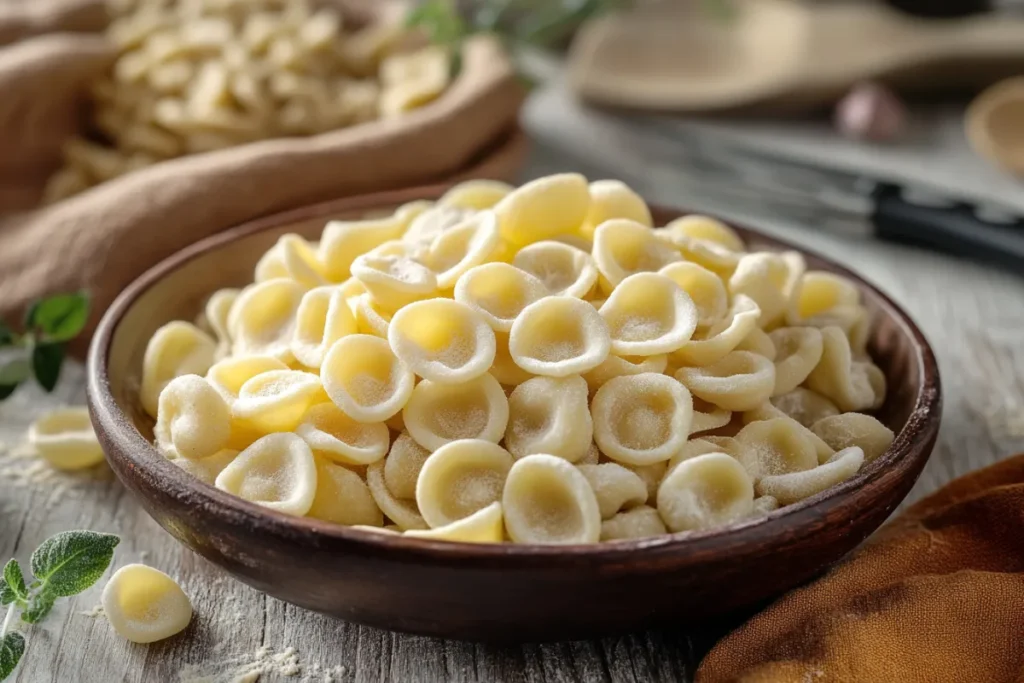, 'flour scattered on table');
982,398,1024,438
80,604,106,619
179,644,344,683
